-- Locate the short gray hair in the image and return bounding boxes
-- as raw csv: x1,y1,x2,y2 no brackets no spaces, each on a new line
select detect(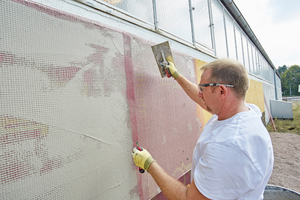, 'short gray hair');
201,58,250,99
